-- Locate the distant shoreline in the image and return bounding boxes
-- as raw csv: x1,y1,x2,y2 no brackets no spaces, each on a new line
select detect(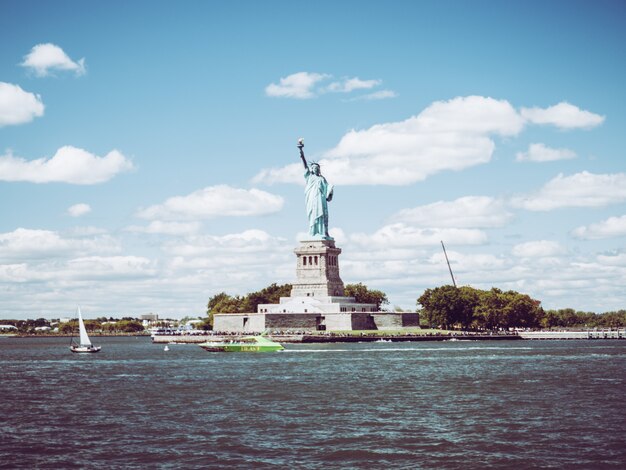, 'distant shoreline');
5,328,625,342
4,333,150,338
